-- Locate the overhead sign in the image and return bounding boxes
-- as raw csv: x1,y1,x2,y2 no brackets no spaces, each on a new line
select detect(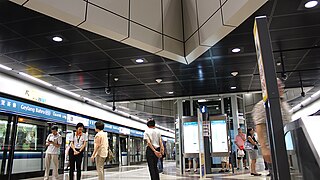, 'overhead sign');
0,95,144,138
0,96,67,123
